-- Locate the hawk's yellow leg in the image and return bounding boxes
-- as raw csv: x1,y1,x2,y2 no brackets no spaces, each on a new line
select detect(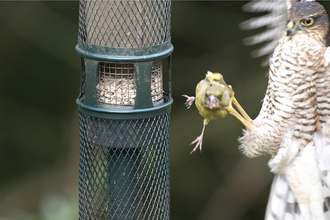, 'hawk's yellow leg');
224,97,254,131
